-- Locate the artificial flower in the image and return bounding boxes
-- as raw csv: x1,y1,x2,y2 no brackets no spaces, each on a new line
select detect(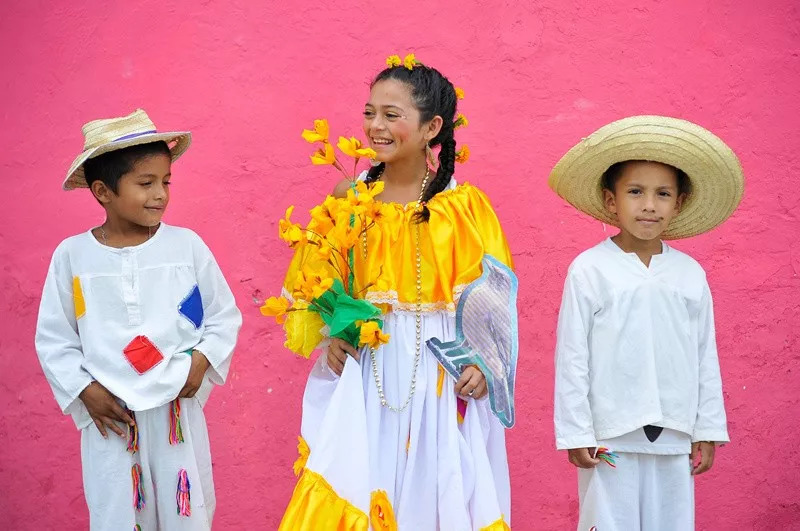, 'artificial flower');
292,436,310,476
308,204,335,236
359,320,390,350
279,206,307,248
403,53,416,70
301,119,330,144
455,87,465,100
455,145,470,164
310,142,336,165
284,309,325,358
370,490,398,530
454,113,469,128
386,55,401,67
337,136,377,159
260,296,291,324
